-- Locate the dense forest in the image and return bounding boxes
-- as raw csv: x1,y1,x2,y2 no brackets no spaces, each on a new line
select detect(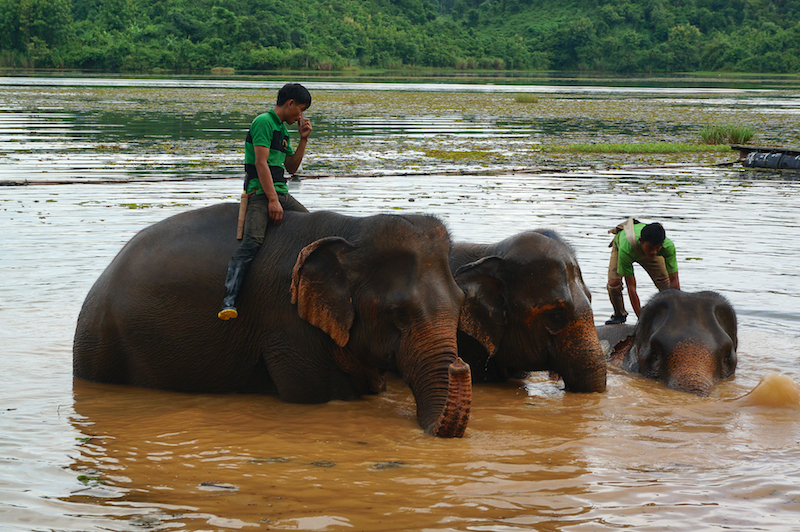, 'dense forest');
1,0,799,73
